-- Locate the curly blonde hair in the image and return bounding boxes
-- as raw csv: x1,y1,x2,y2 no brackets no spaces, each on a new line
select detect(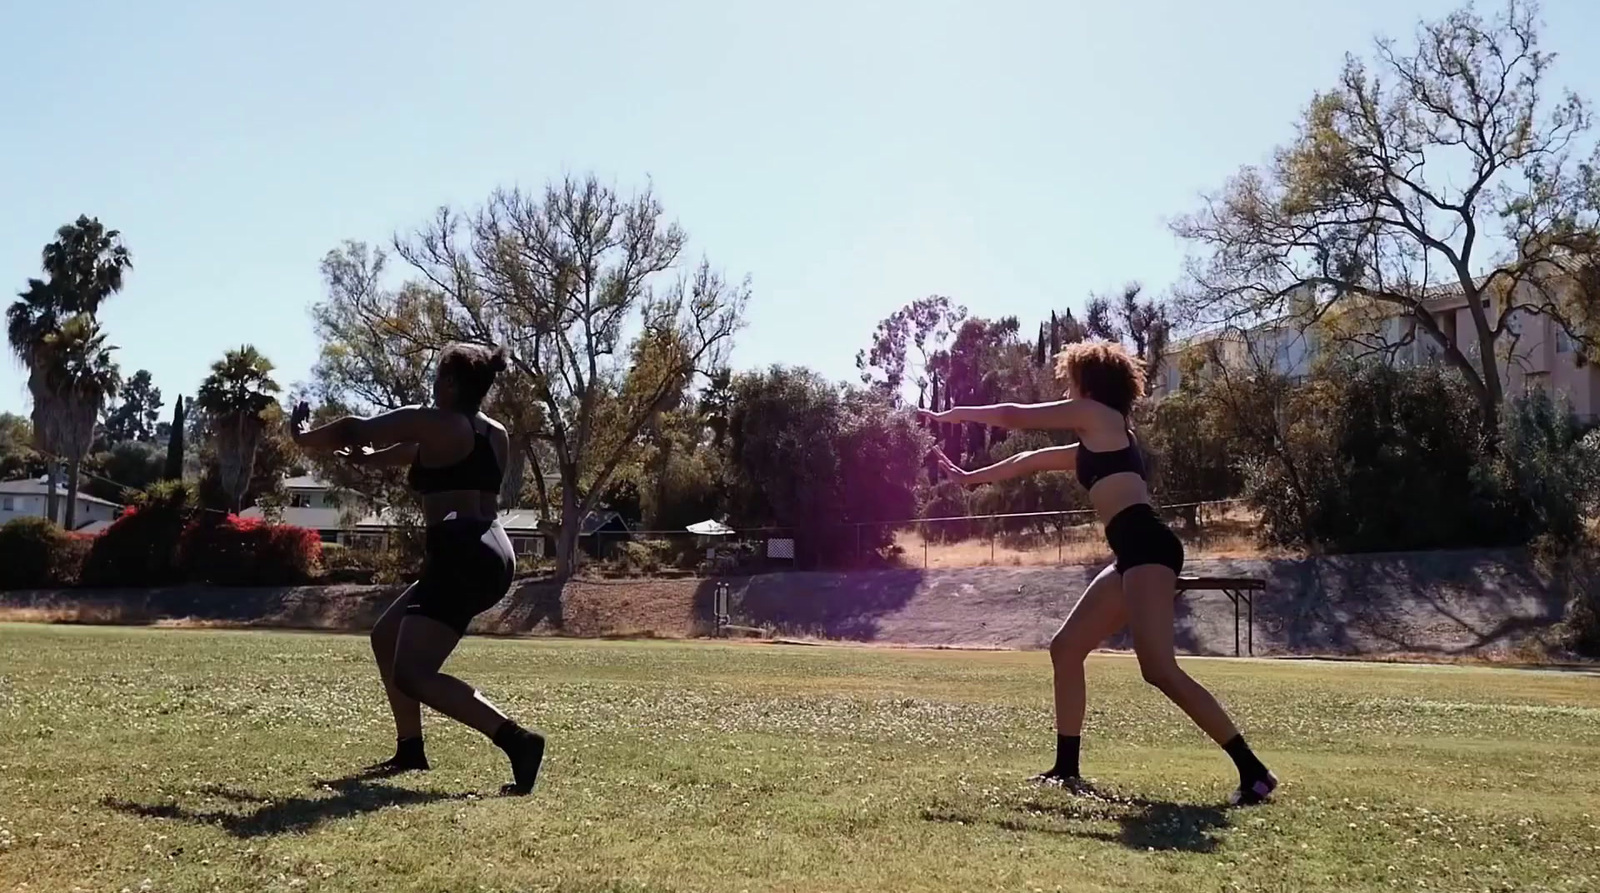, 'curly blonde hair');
1054,340,1145,416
